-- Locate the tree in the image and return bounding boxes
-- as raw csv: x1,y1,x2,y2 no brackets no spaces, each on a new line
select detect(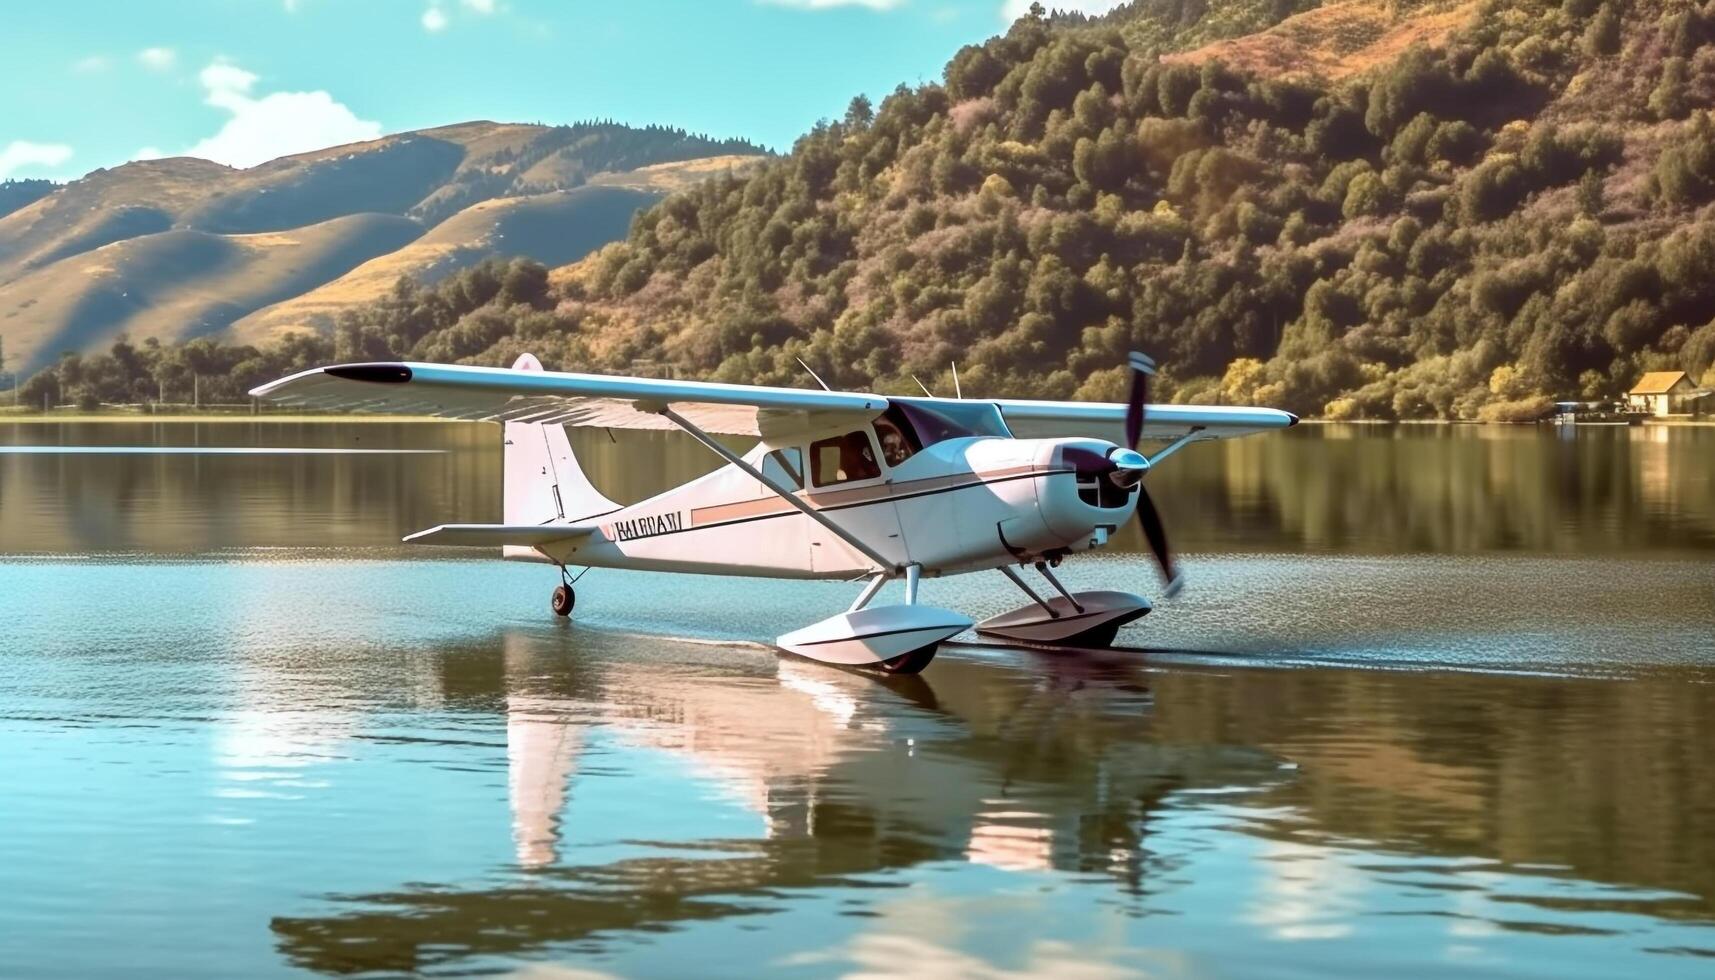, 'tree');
1654,113,1715,206
1460,159,1527,223
1577,169,1605,216
1343,172,1394,219
1649,57,1691,121
844,94,875,129
1582,3,1621,57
